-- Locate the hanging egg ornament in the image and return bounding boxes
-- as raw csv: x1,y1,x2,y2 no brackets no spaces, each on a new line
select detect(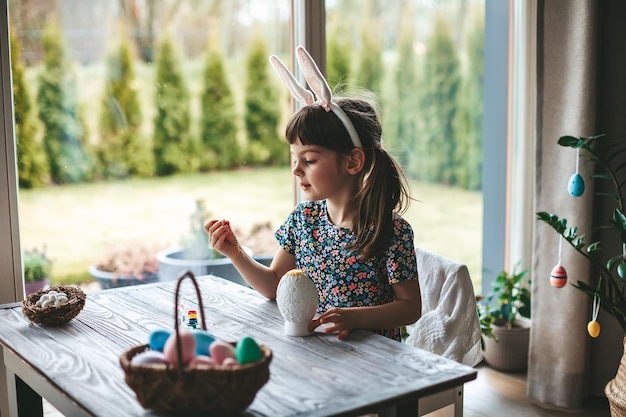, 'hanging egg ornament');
587,320,600,338
567,173,585,197
618,262,626,279
550,264,568,288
